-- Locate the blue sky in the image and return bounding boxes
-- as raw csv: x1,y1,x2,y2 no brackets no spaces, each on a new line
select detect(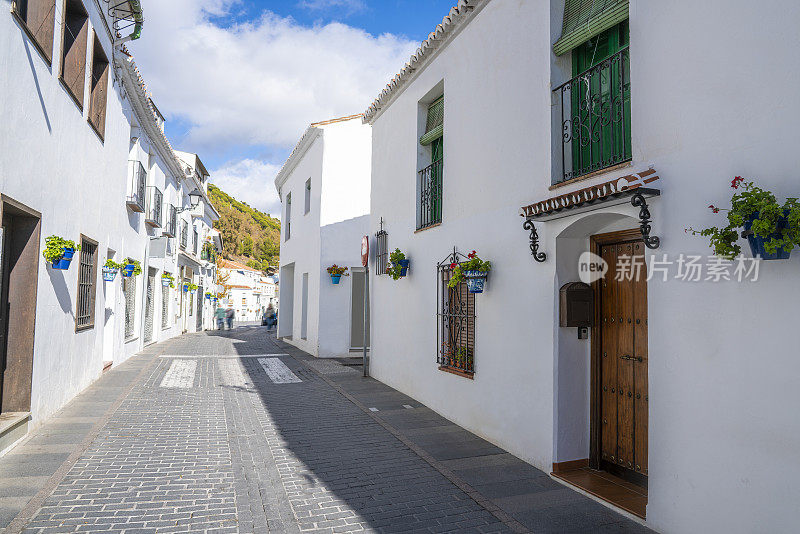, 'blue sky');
129,0,456,216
